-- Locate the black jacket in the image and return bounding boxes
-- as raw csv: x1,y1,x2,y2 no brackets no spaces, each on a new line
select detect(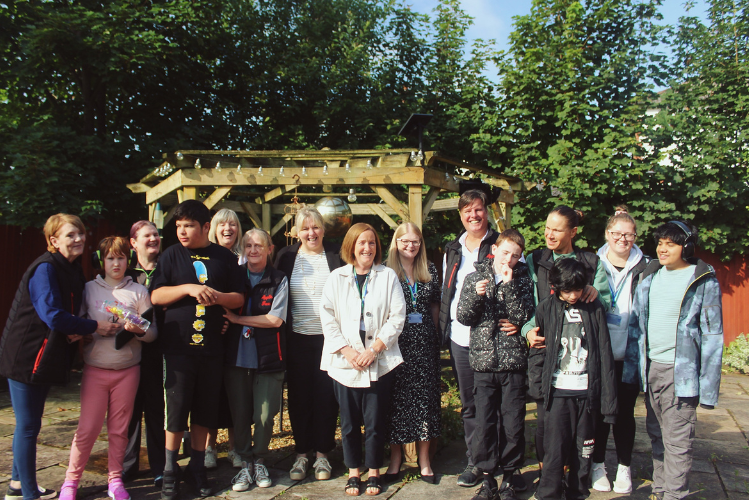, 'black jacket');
225,265,287,374
456,259,535,372
0,252,86,385
438,228,499,345
534,294,618,423
273,241,343,334
531,247,599,300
